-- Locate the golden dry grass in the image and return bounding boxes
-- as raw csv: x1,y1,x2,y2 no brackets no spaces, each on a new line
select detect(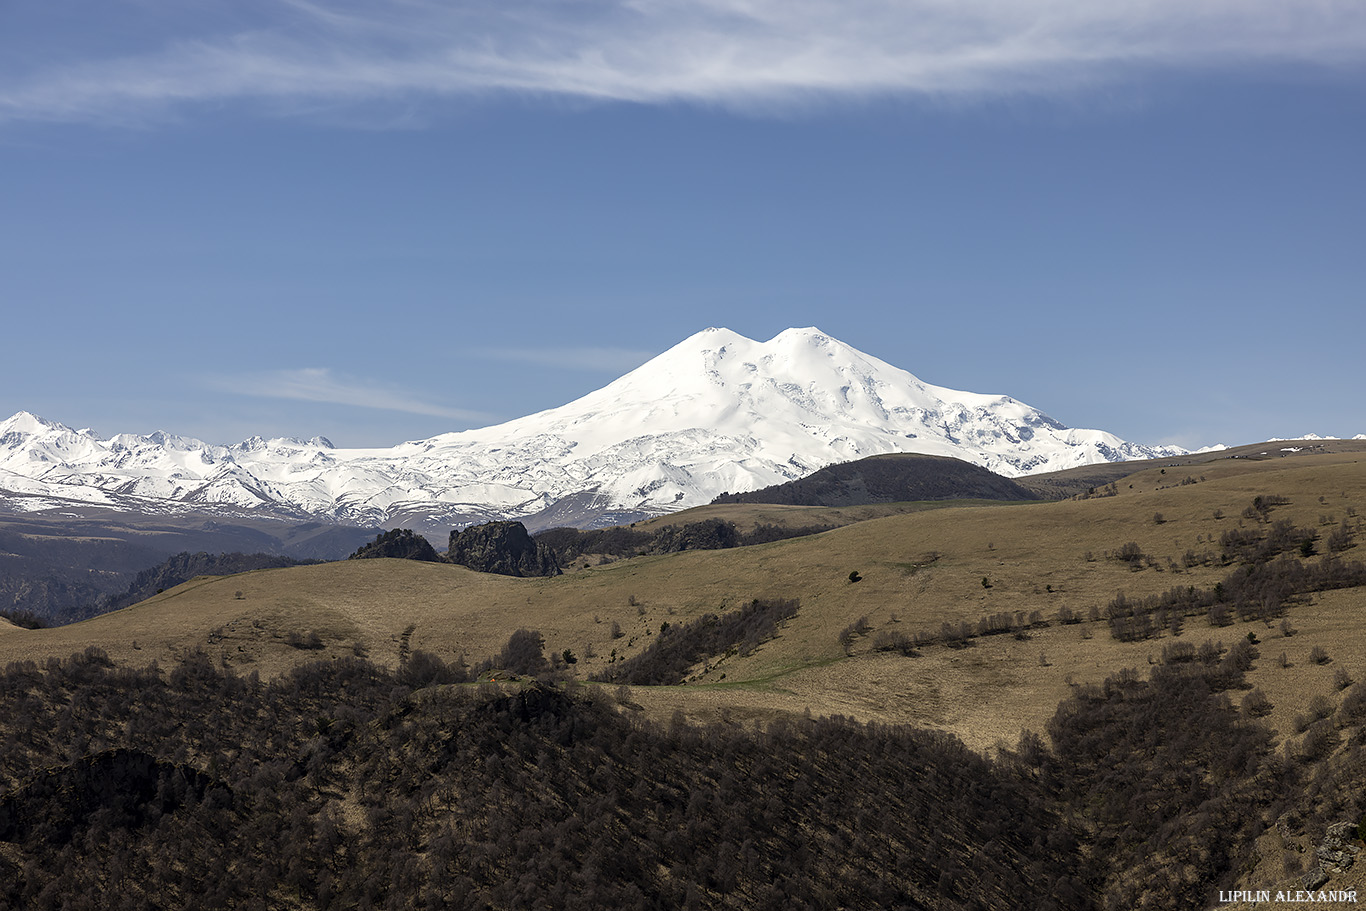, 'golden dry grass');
3,450,1365,757
628,498,1022,533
